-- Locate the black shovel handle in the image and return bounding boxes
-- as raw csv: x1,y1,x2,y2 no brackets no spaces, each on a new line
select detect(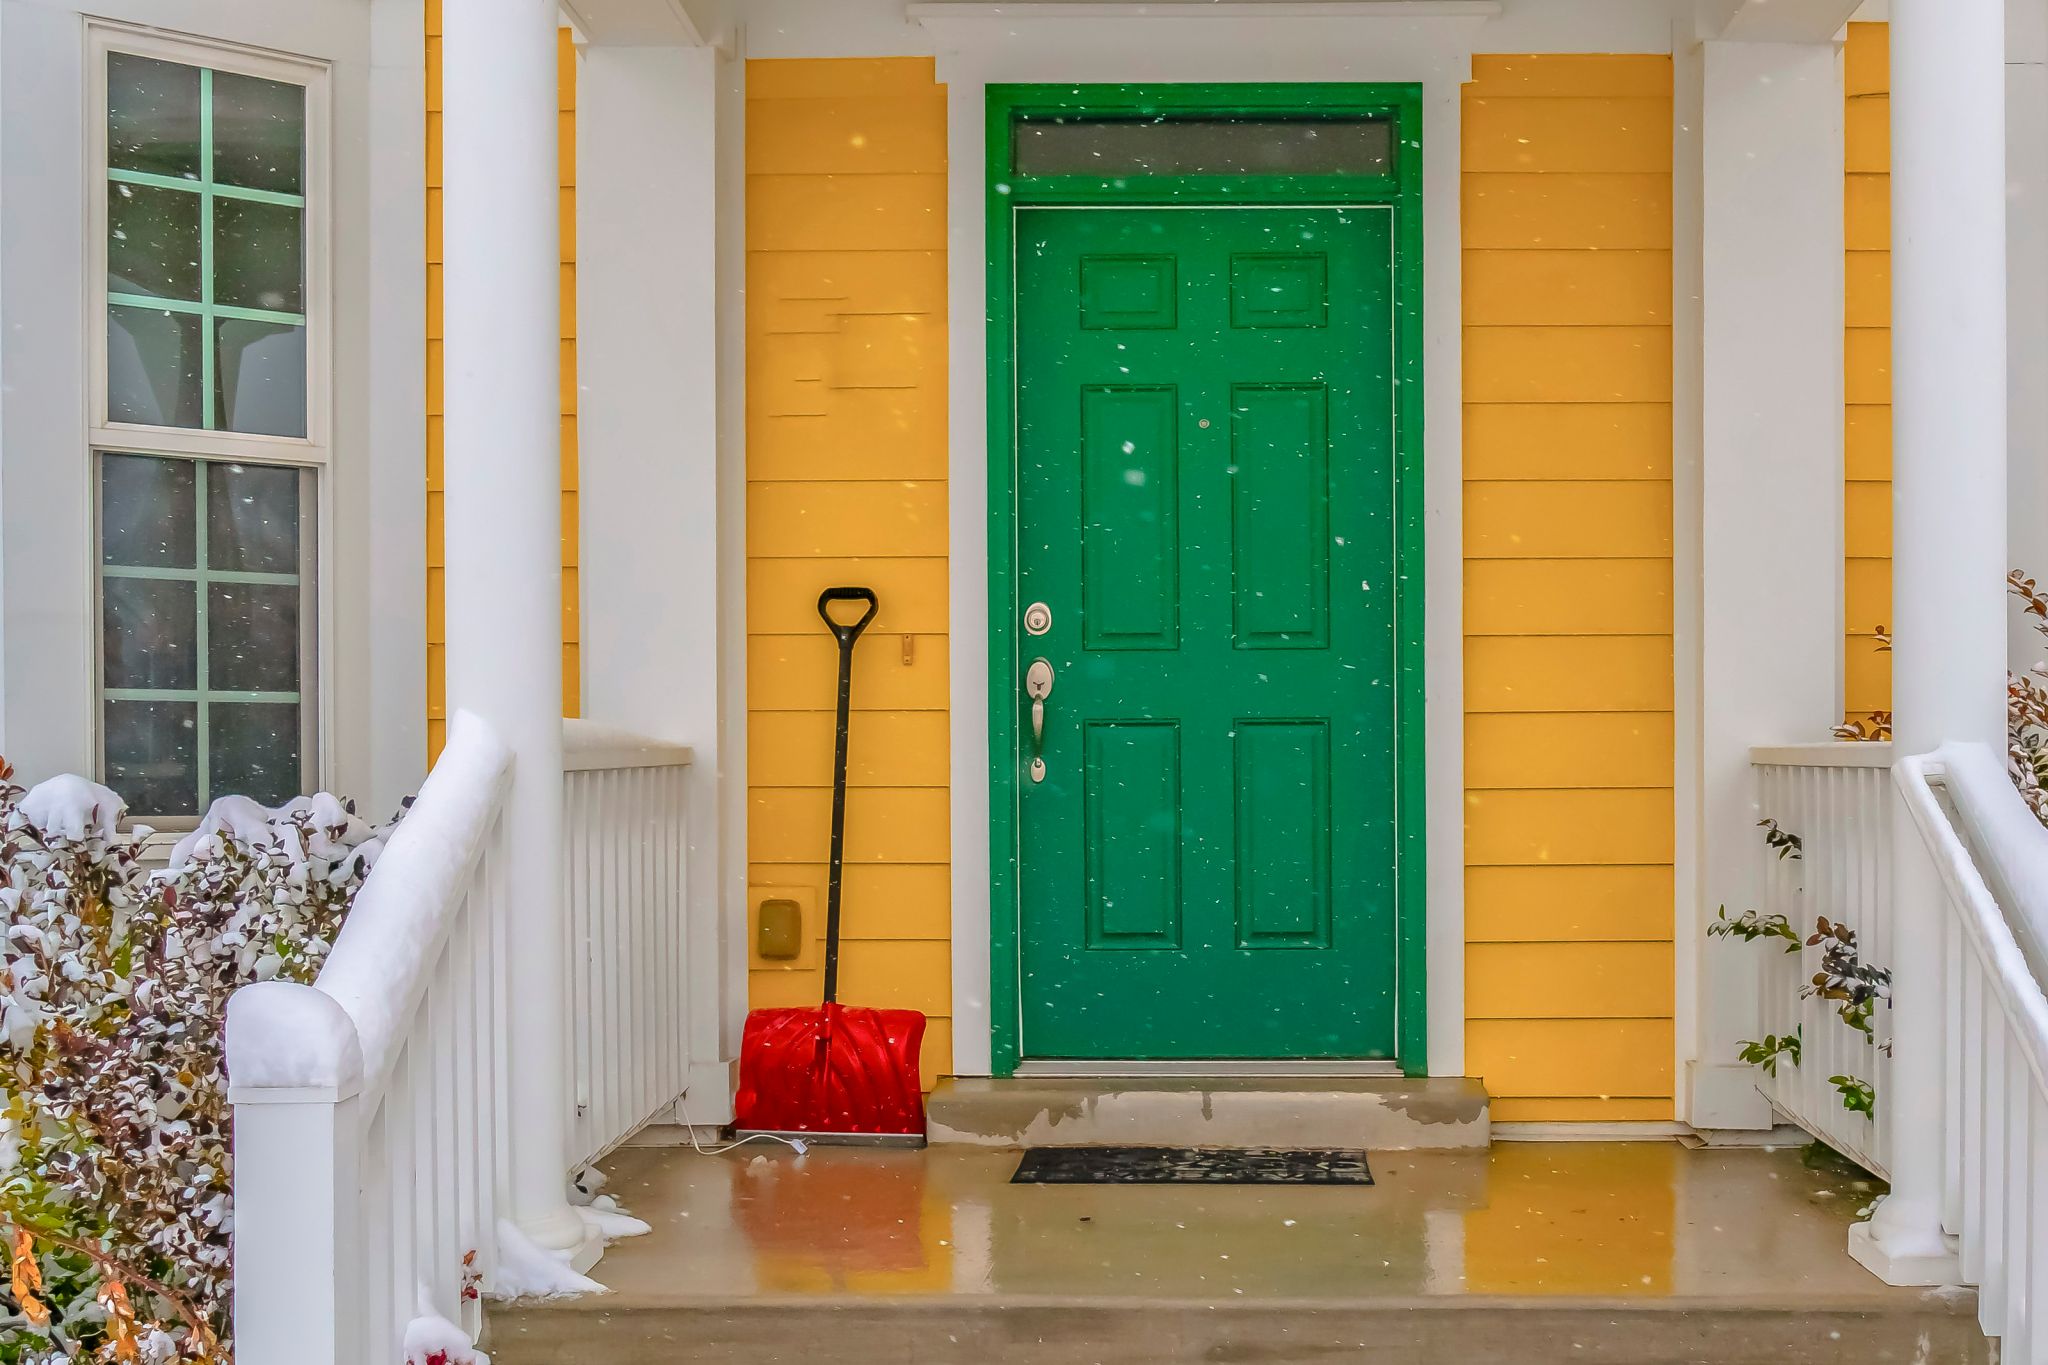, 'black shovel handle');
817,586,879,646
817,586,877,1003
